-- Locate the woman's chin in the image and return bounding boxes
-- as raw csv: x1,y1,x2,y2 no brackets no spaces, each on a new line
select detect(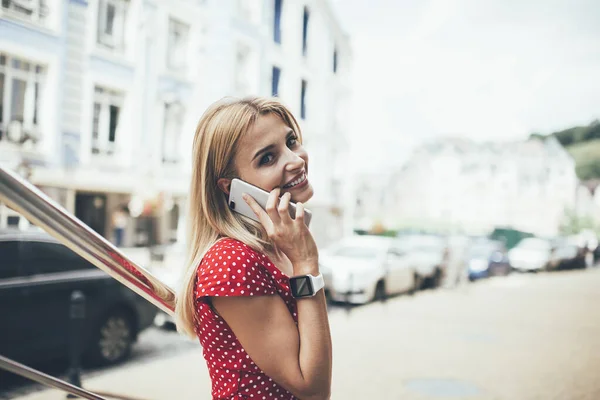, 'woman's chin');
291,184,314,204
